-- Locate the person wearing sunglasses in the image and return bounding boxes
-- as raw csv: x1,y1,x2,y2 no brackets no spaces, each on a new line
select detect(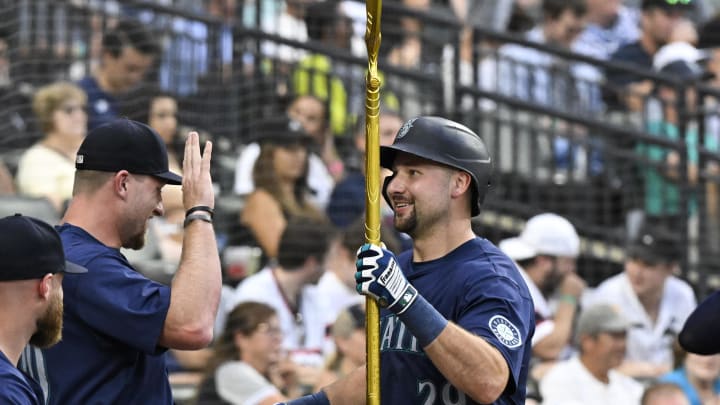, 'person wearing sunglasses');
16,81,88,213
